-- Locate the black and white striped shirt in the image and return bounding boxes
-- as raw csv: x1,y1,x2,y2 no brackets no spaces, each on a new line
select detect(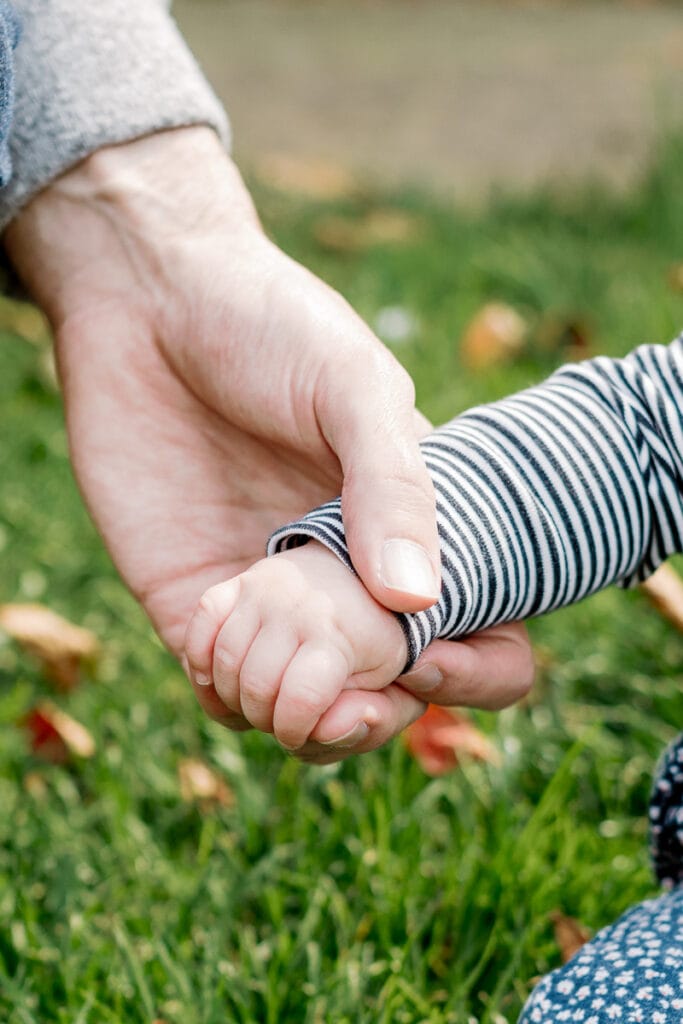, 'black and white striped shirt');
268,336,683,668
